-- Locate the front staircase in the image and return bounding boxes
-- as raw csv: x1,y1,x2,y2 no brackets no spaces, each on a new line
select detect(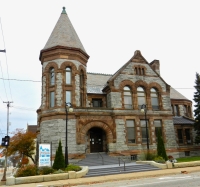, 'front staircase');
76,152,161,177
